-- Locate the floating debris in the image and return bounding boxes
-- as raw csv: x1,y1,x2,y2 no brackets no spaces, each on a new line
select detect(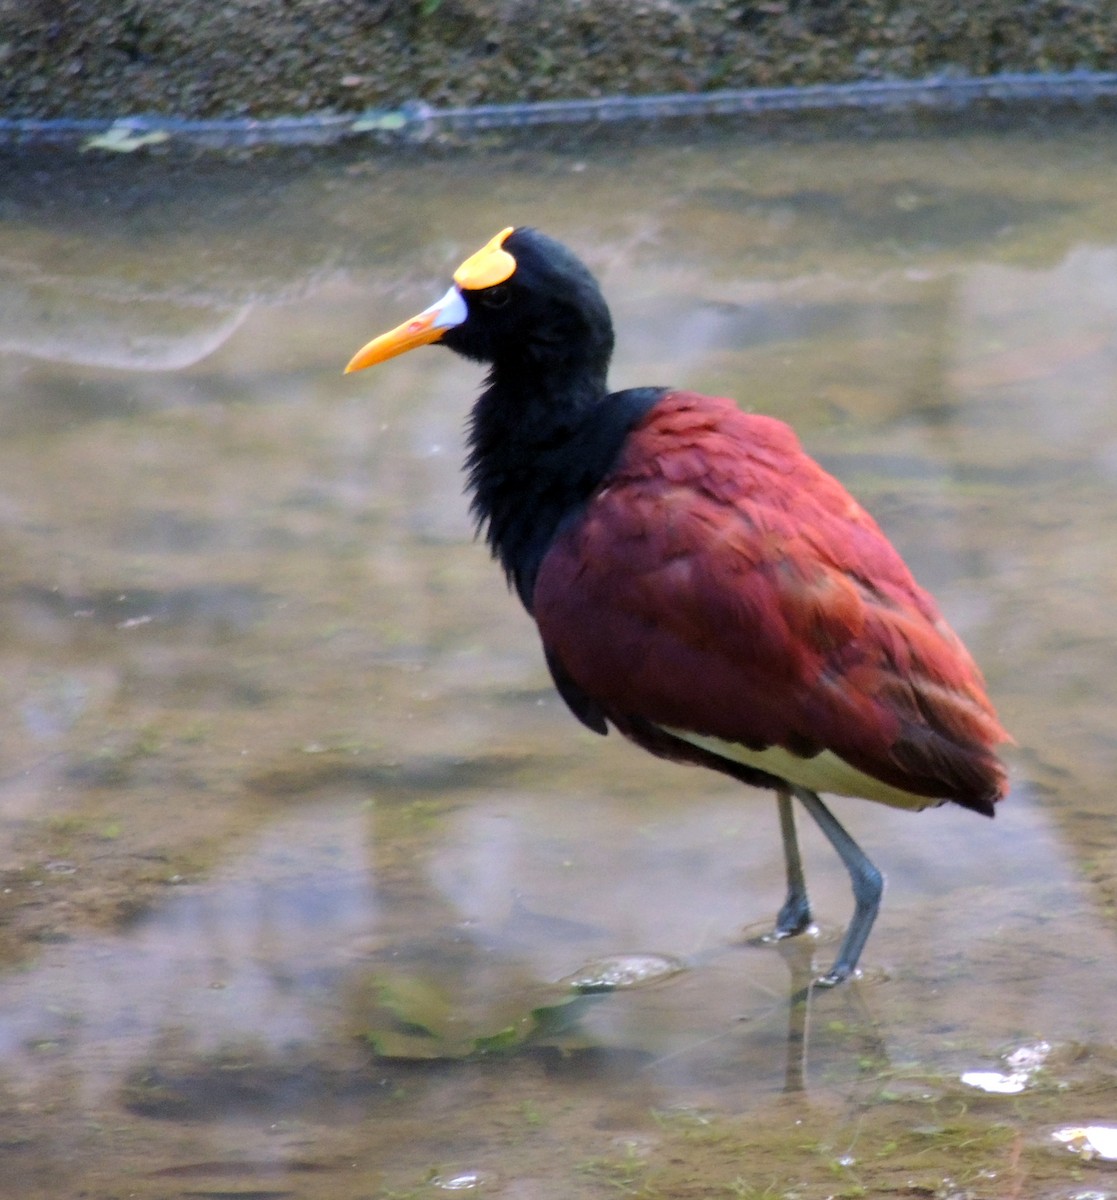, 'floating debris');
81,122,171,153
1052,1126,1117,1162
961,1070,1030,1095
962,1041,1051,1095
431,1169,491,1191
